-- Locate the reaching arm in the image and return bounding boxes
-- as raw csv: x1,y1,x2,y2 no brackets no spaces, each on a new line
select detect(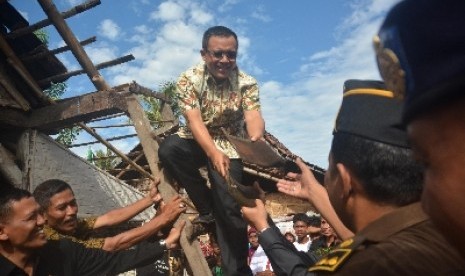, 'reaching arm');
93,179,162,229
244,110,265,141
242,199,316,276
185,108,230,177
101,196,186,252
276,158,354,240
